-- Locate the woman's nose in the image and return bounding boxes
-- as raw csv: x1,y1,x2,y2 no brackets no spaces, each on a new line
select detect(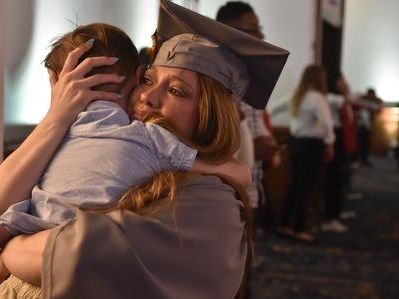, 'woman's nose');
140,87,161,109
